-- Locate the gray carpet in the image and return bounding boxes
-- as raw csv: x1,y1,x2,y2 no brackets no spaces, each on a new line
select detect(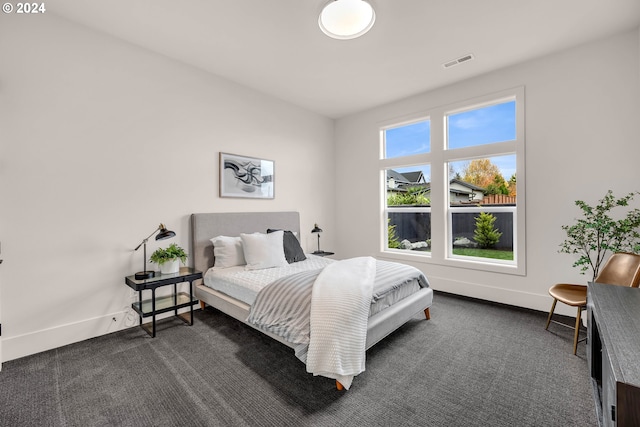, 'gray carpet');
0,291,596,426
